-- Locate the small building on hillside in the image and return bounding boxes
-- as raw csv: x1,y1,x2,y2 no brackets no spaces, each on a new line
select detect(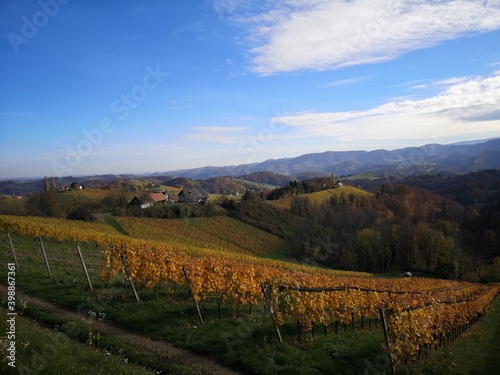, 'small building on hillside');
70,182,84,190
129,191,168,209
149,192,168,203
177,188,208,204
